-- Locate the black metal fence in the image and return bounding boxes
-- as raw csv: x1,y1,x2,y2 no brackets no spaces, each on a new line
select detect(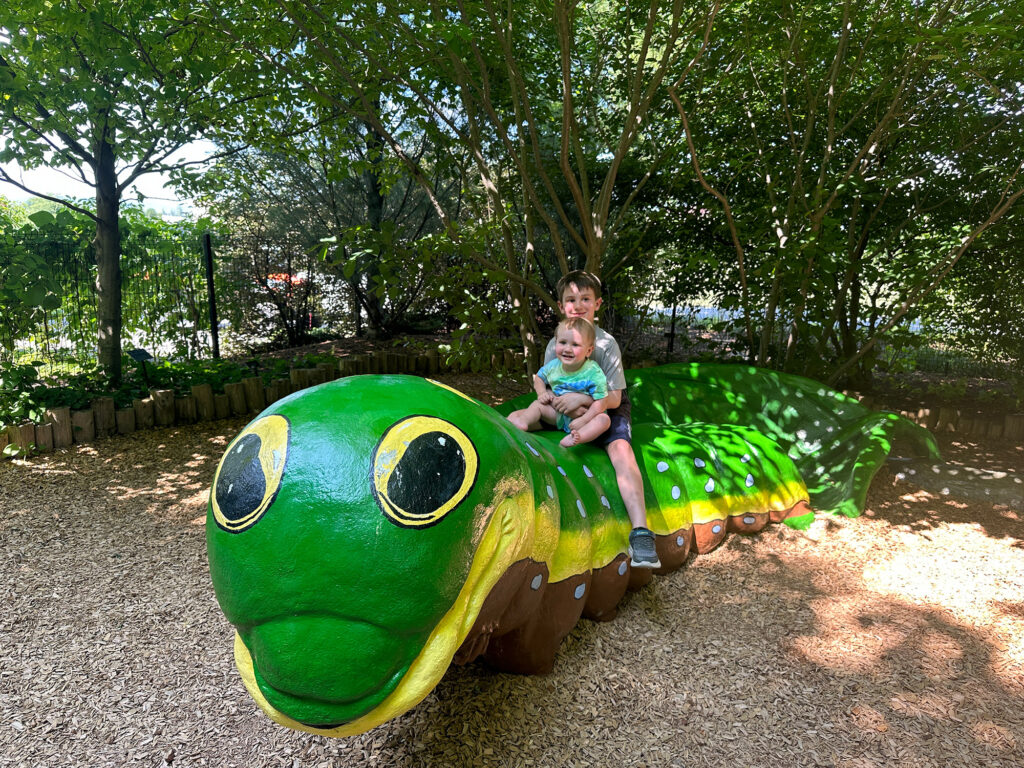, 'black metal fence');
2,234,1015,382
0,232,351,374
0,235,214,373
